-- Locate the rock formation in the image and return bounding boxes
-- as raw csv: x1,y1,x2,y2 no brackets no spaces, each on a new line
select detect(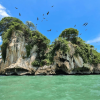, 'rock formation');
0,30,100,75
